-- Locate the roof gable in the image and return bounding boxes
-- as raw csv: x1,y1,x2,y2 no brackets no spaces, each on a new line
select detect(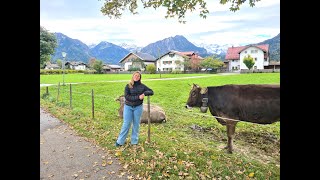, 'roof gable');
156,50,194,60
225,44,269,60
119,52,156,63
